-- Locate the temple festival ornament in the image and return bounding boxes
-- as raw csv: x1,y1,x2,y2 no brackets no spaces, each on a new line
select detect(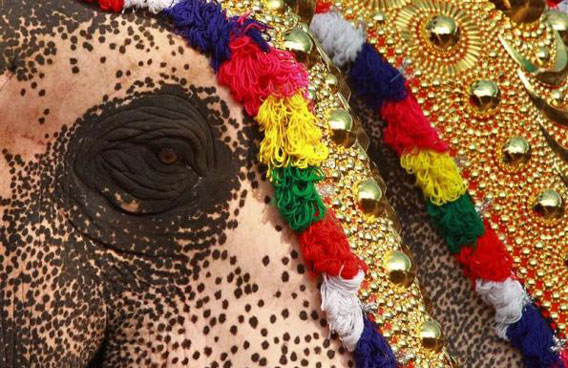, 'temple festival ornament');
81,0,457,366
308,0,568,367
